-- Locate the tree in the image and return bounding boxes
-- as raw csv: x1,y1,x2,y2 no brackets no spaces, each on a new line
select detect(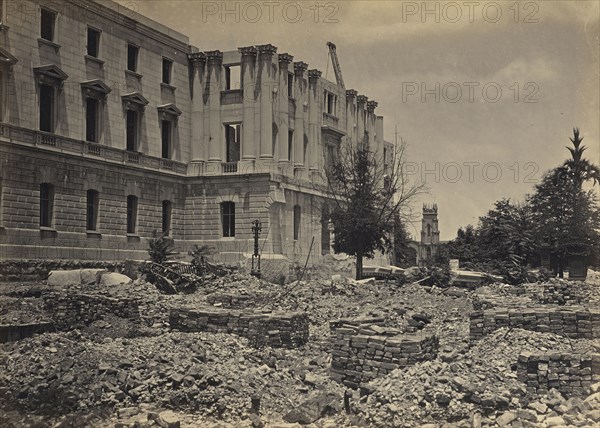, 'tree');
147,230,176,265
447,224,479,265
325,138,426,279
393,214,417,268
564,128,600,190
